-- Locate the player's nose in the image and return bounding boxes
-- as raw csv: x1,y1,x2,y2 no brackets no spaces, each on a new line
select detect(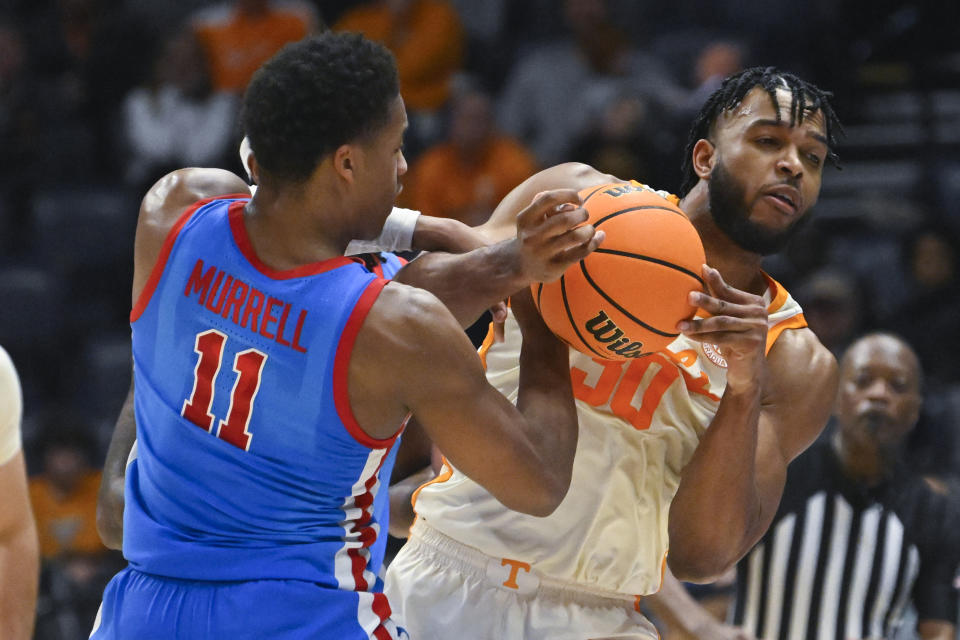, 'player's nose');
776,146,803,178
